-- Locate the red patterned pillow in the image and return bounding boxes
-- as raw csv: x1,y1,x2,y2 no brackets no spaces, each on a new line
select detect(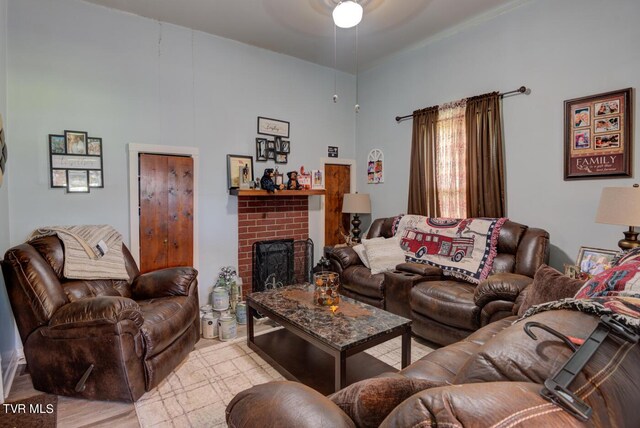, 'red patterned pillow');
612,247,640,267
575,260,640,299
